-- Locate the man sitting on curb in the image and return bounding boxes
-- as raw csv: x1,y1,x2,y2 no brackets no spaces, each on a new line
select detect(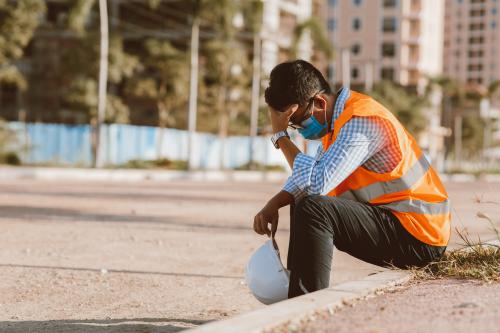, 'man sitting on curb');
253,60,451,298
